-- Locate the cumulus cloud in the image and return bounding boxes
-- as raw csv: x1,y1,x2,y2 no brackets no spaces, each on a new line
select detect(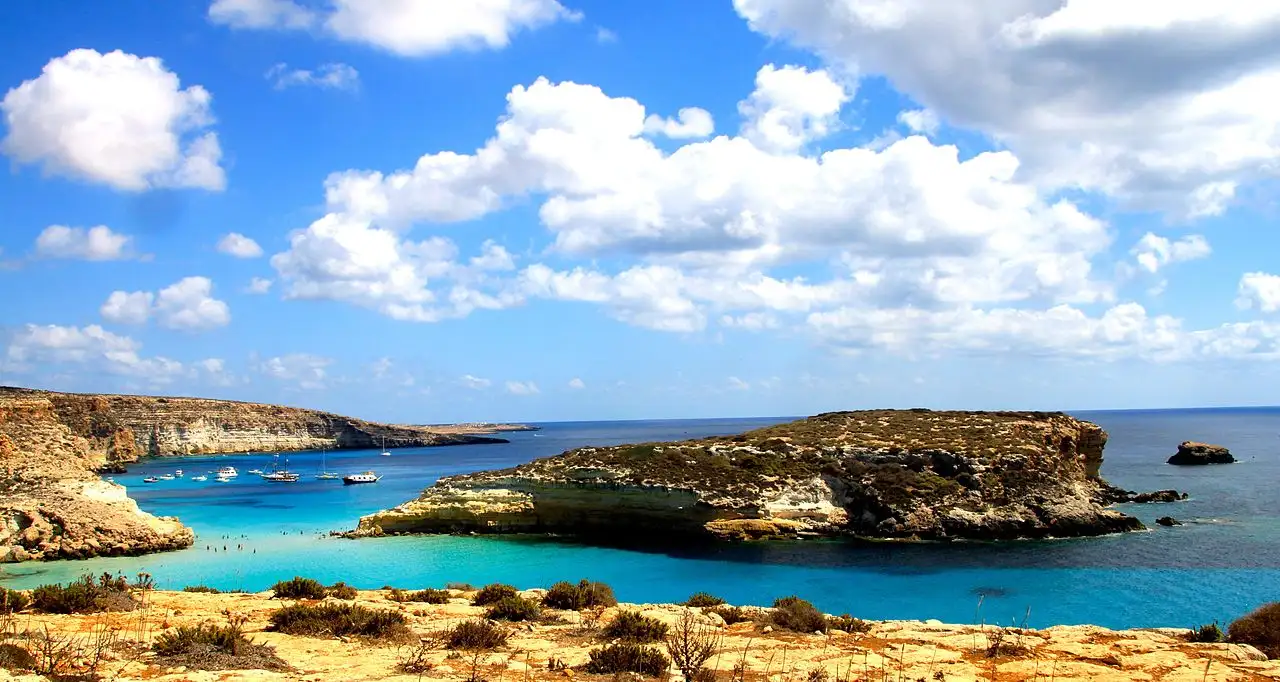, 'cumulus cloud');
3,324,186,383
100,277,231,331
459,374,491,390
643,107,714,139
209,0,577,56
266,62,360,91
1237,273,1280,313
567,377,585,389
245,277,273,294
34,225,133,261
732,0,1280,217
217,232,264,258
1131,233,1211,273
897,109,939,135
1,49,224,191
738,64,850,153
256,353,331,390
506,380,540,395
